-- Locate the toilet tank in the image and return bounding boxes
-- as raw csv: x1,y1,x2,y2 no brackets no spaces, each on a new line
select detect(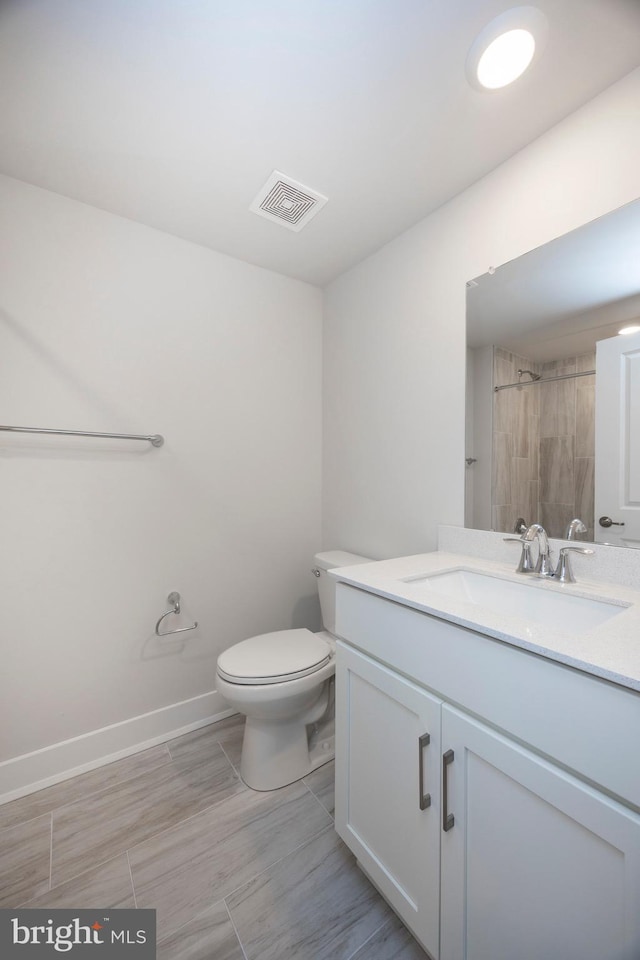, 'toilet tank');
314,550,374,635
